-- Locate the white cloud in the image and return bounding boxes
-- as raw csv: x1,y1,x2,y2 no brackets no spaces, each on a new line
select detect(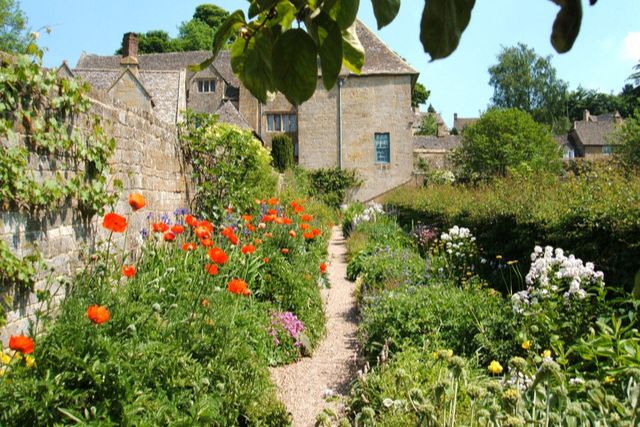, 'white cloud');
621,32,640,62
